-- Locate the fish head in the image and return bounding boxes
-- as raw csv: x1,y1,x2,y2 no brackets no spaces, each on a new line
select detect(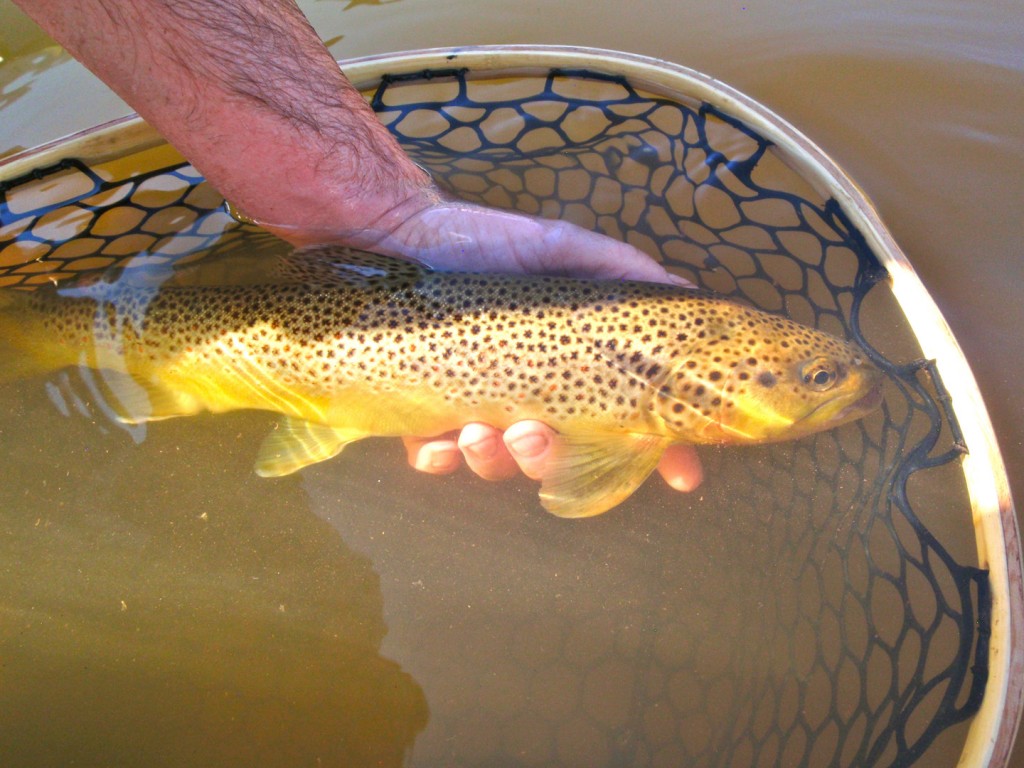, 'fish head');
717,341,883,443
657,311,883,444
